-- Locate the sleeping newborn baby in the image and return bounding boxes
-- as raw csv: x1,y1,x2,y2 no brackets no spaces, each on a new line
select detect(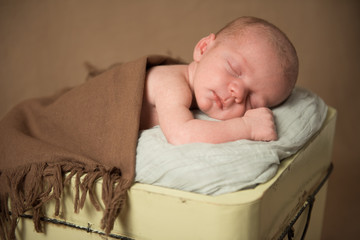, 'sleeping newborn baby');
140,16,299,145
